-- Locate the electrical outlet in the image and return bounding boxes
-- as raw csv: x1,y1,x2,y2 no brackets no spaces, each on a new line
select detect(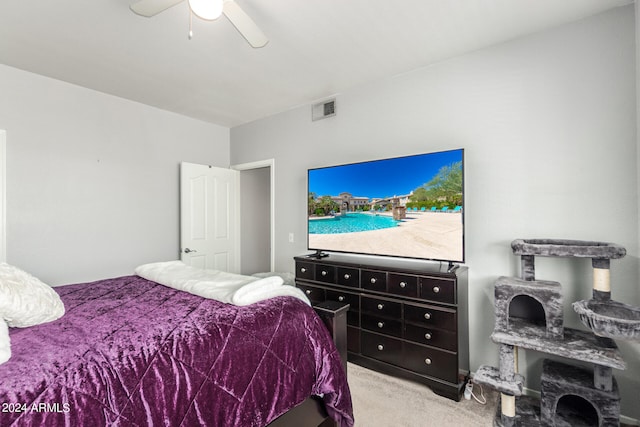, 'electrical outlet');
288,233,294,243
